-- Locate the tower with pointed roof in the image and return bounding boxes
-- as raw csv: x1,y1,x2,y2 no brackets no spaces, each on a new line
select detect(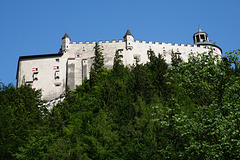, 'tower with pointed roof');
123,29,134,50
62,33,71,53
